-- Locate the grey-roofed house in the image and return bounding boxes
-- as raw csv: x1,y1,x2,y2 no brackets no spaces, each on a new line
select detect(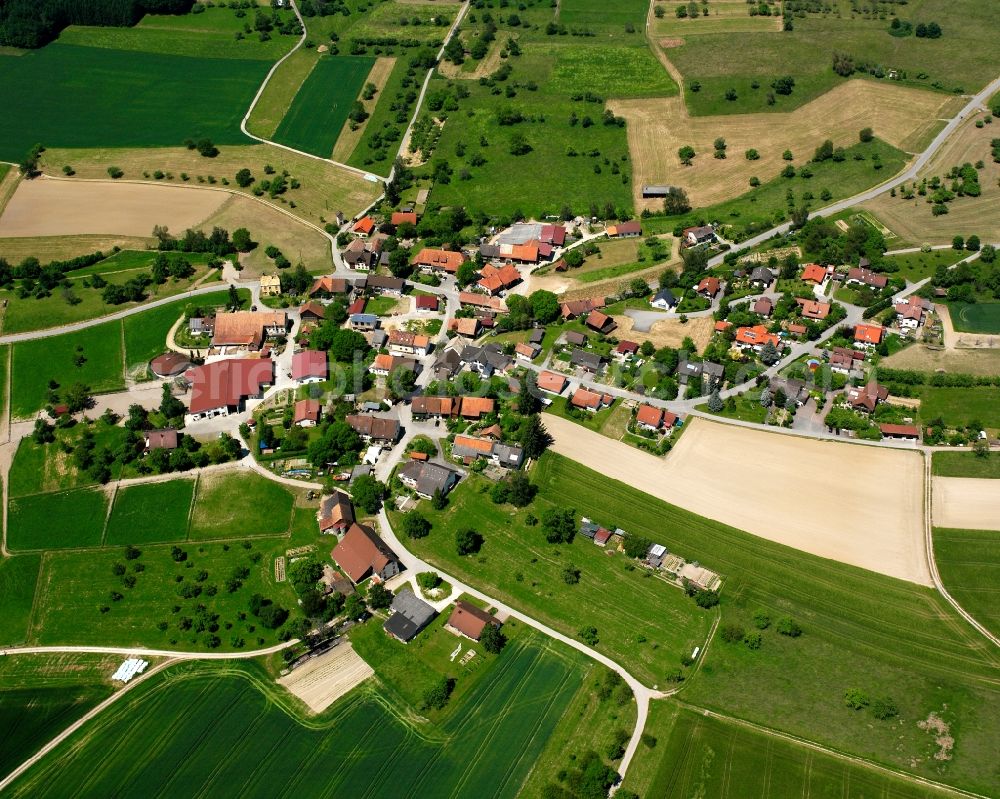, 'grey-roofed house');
529,328,545,345
431,347,463,381
493,443,525,468
650,288,677,310
563,330,587,347
676,359,703,385
770,377,810,406
749,267,774,288
702,361,725,388
398,461,460,499
383,588,437,643
366,275,406,296
369,329,387,349
479,243,501,260
570,349,604,373
641,185,674,198
461,344,512,378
